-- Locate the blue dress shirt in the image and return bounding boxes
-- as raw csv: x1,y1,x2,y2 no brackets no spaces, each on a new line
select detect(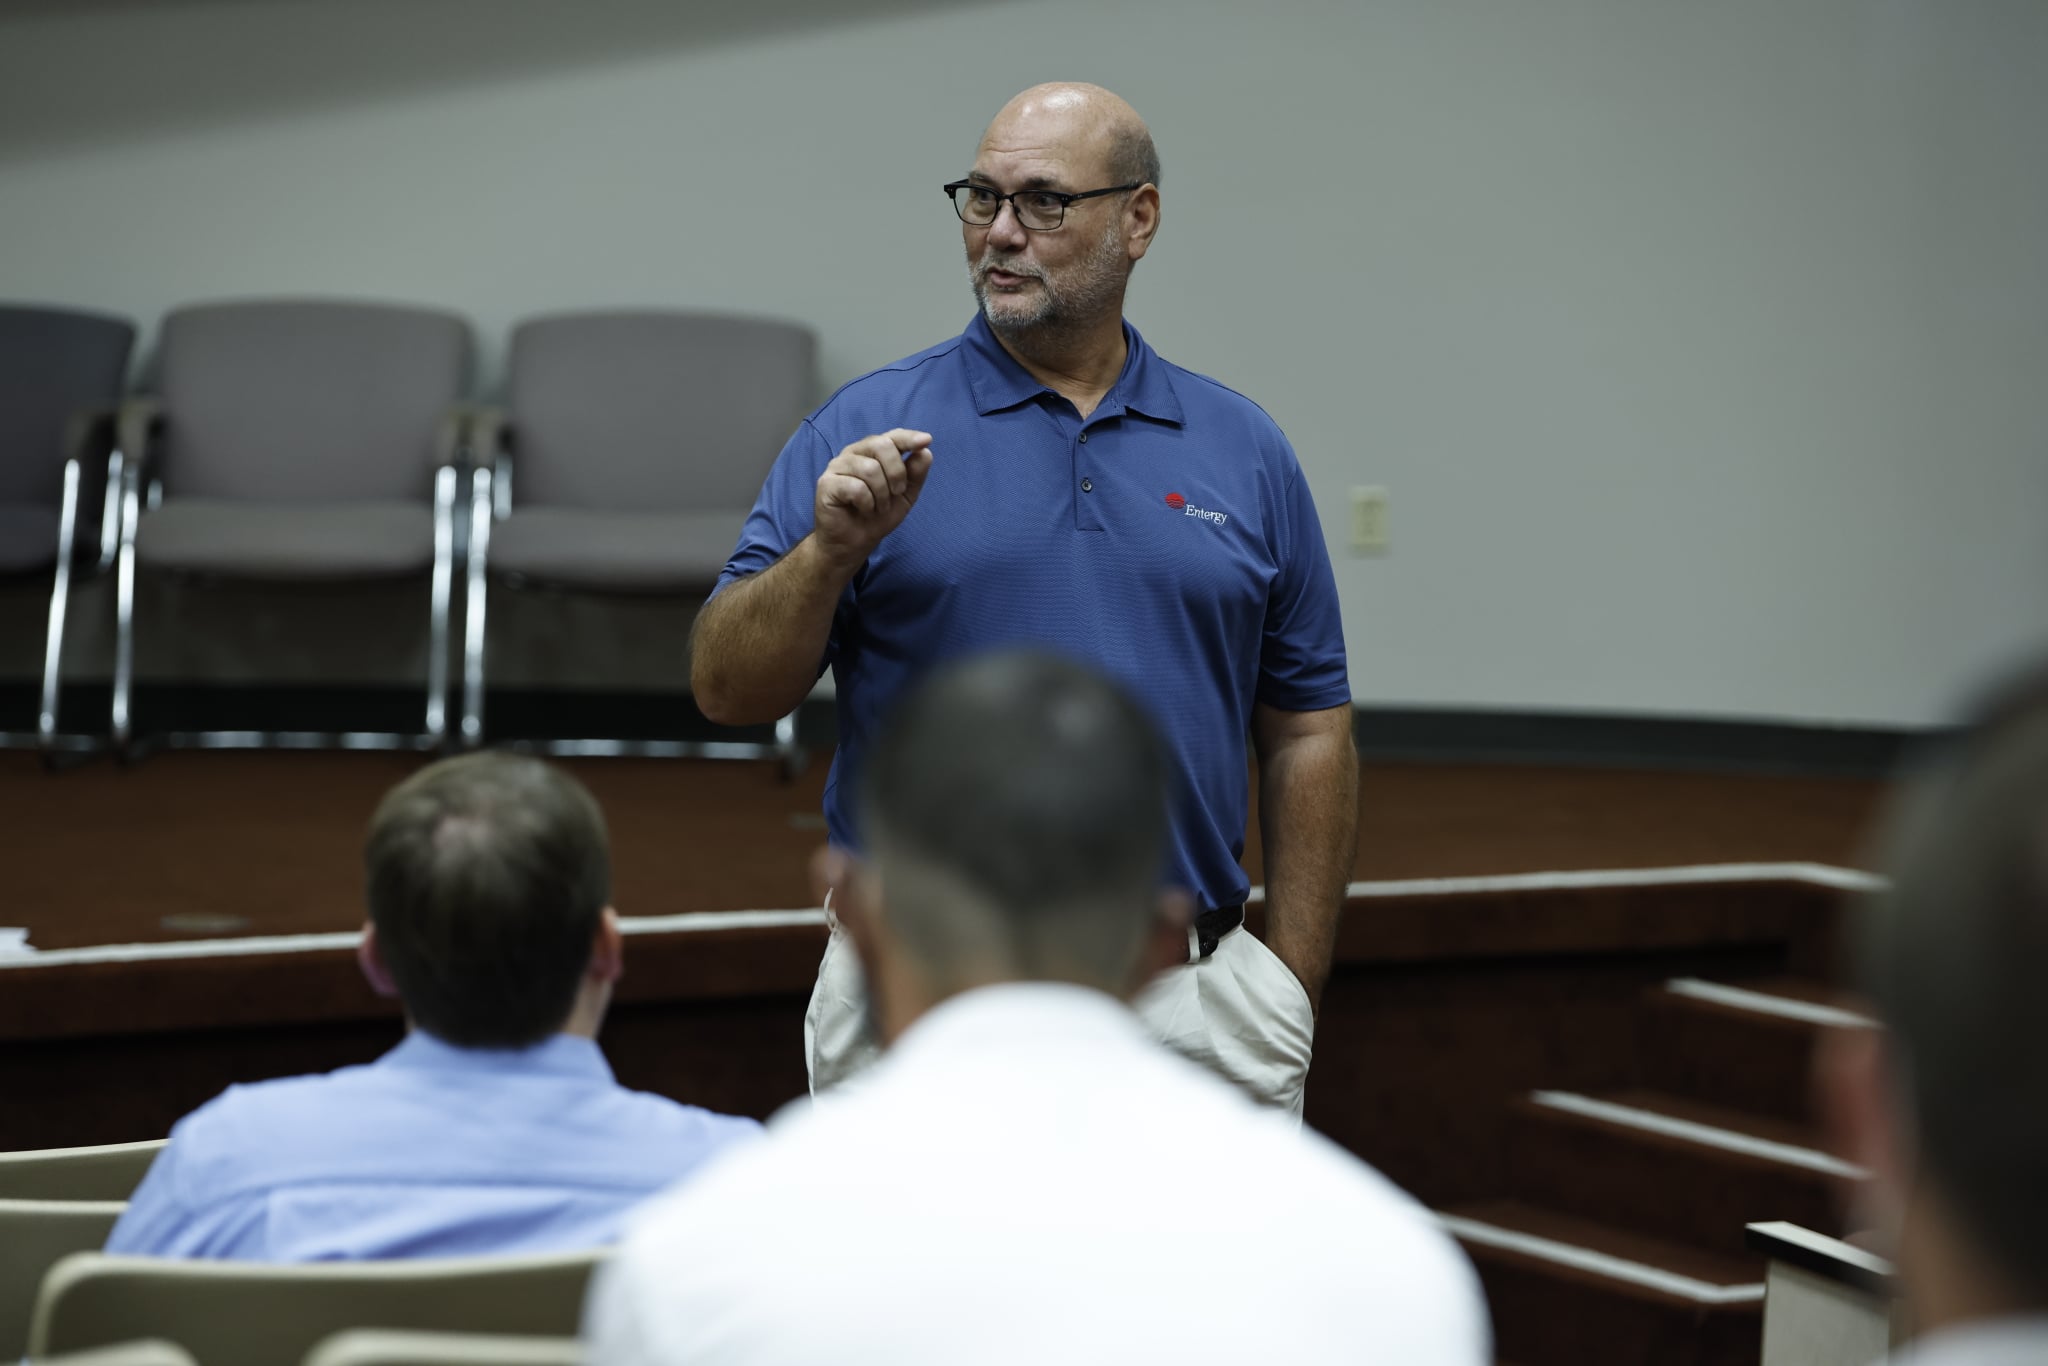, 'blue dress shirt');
717,314,1351,912
106,1032,760,1261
